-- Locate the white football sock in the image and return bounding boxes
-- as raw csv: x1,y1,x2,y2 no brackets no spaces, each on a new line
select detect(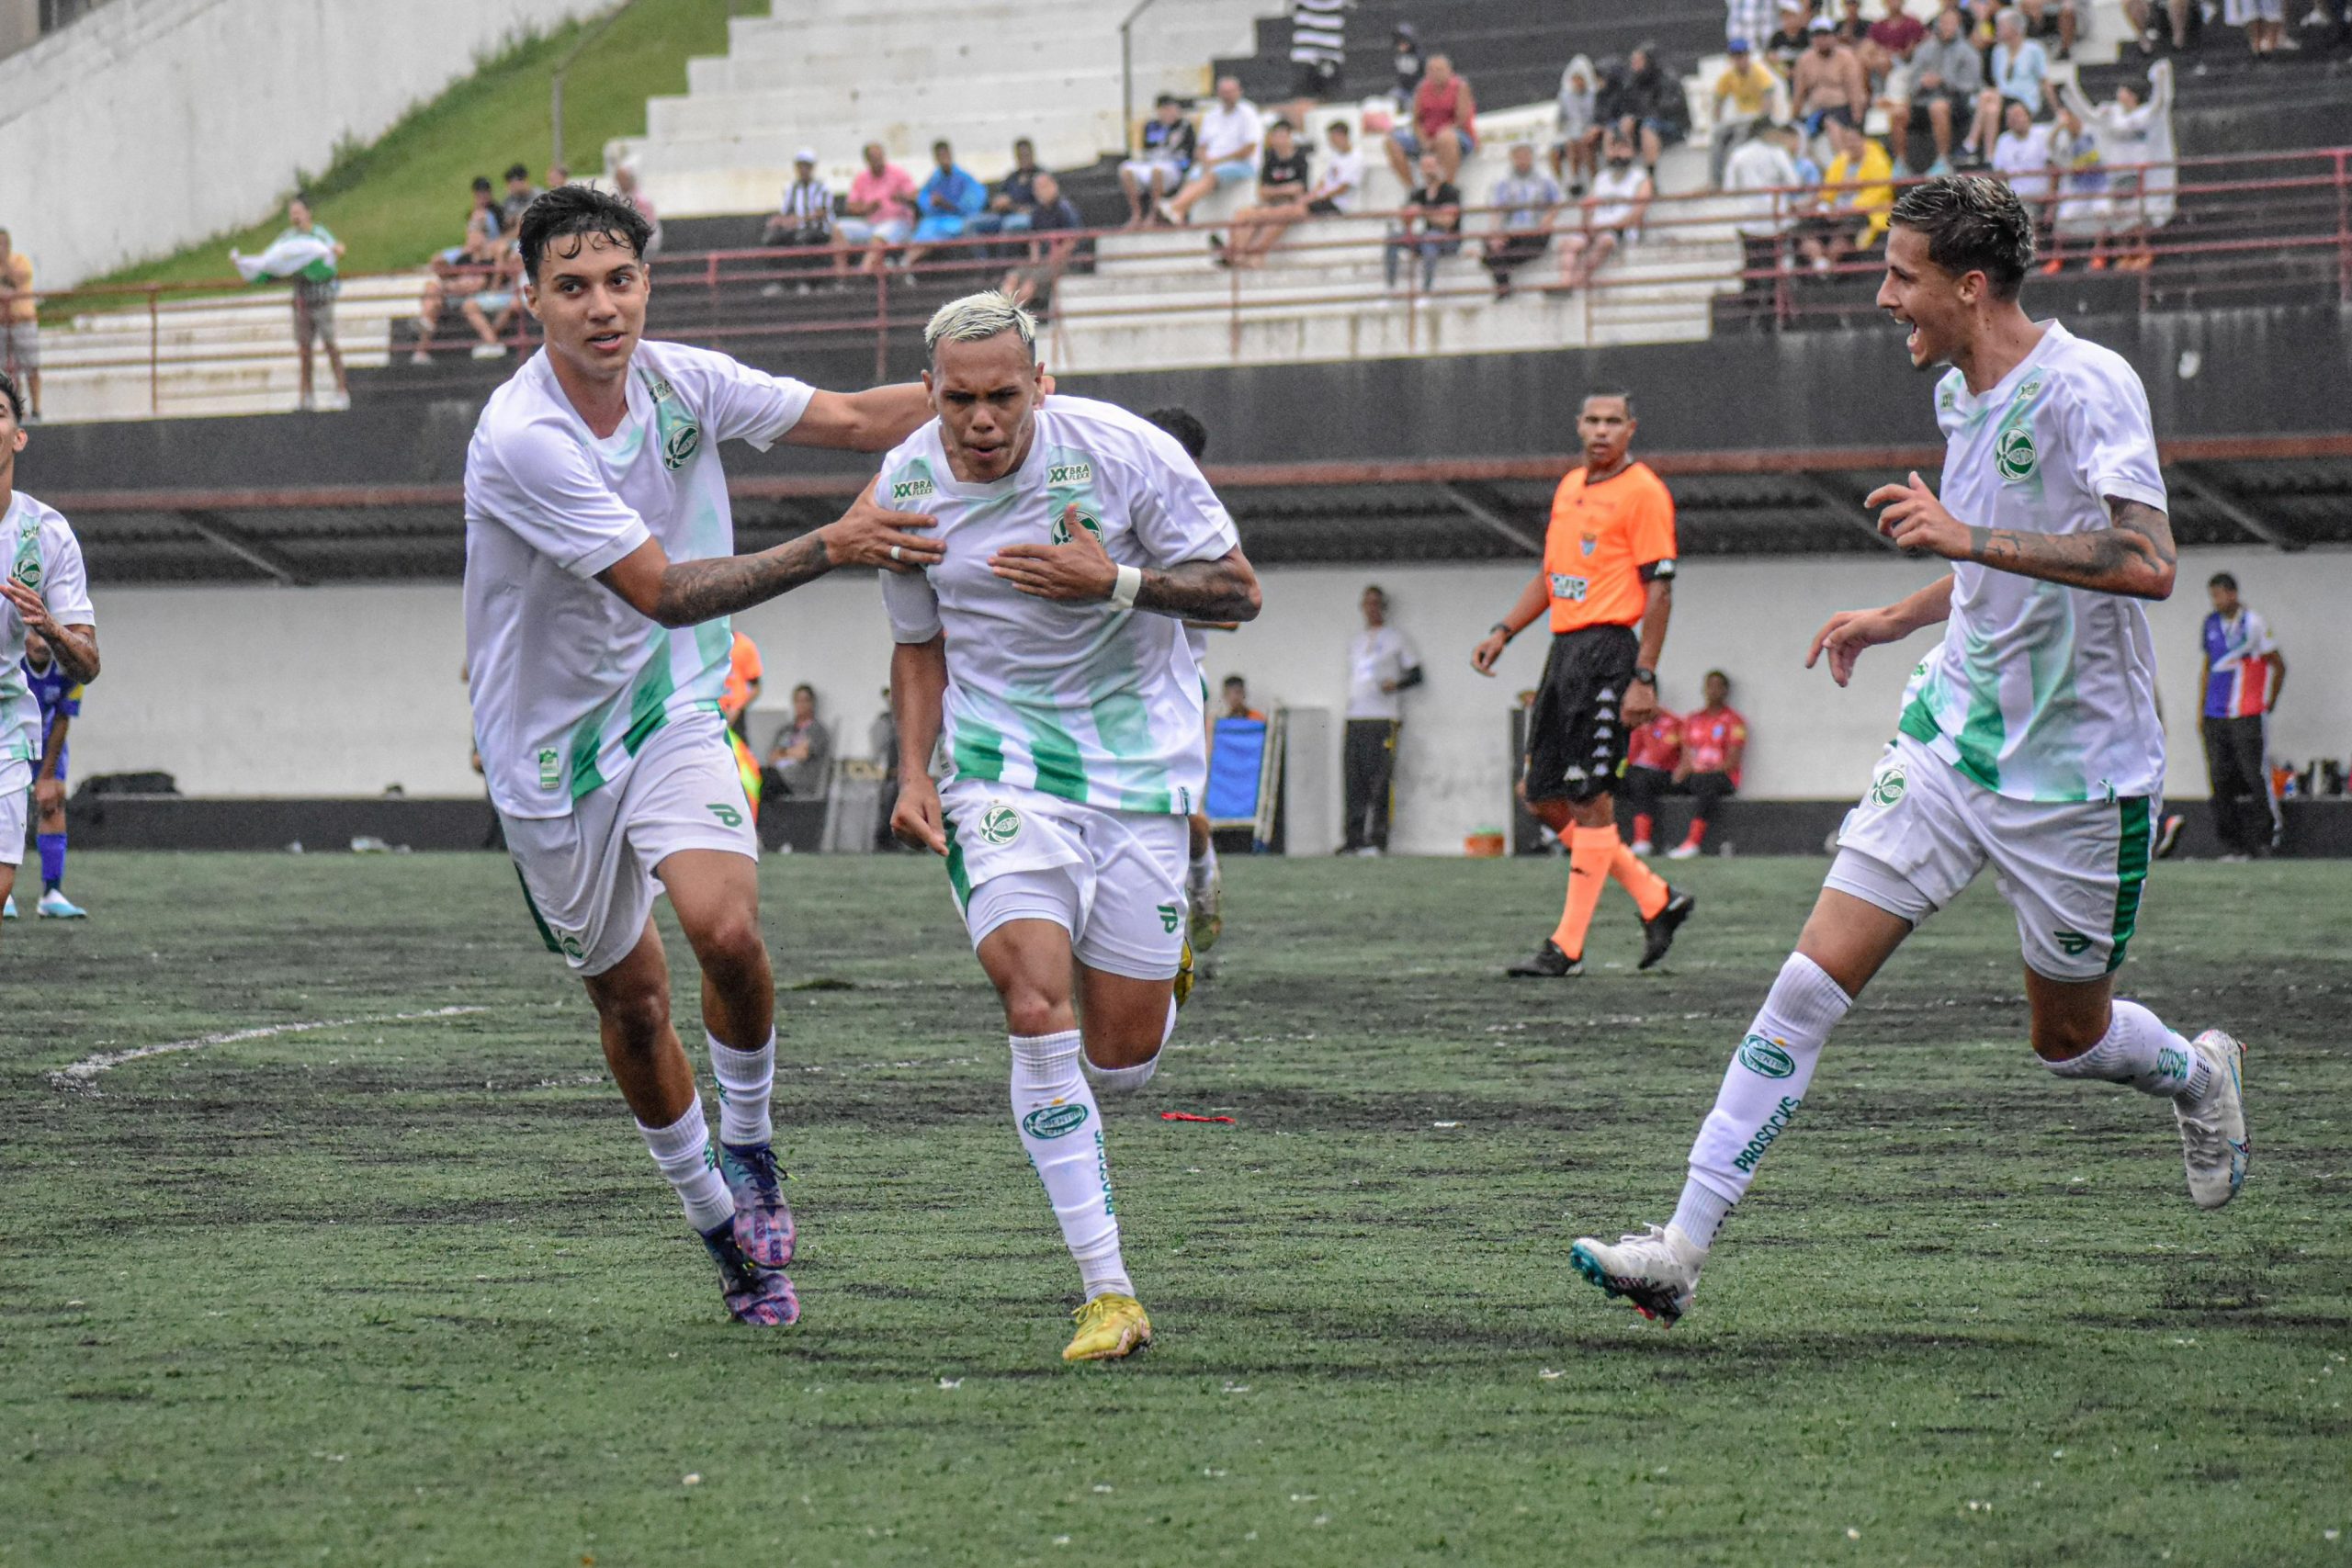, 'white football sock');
637,1100,735,1234
707,1031,775,1147
1187,840,1218,893
1082,1049,1161,1094
1011,1031,1132,1300
2043,999,2210,1100
1682,952,1852,1246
